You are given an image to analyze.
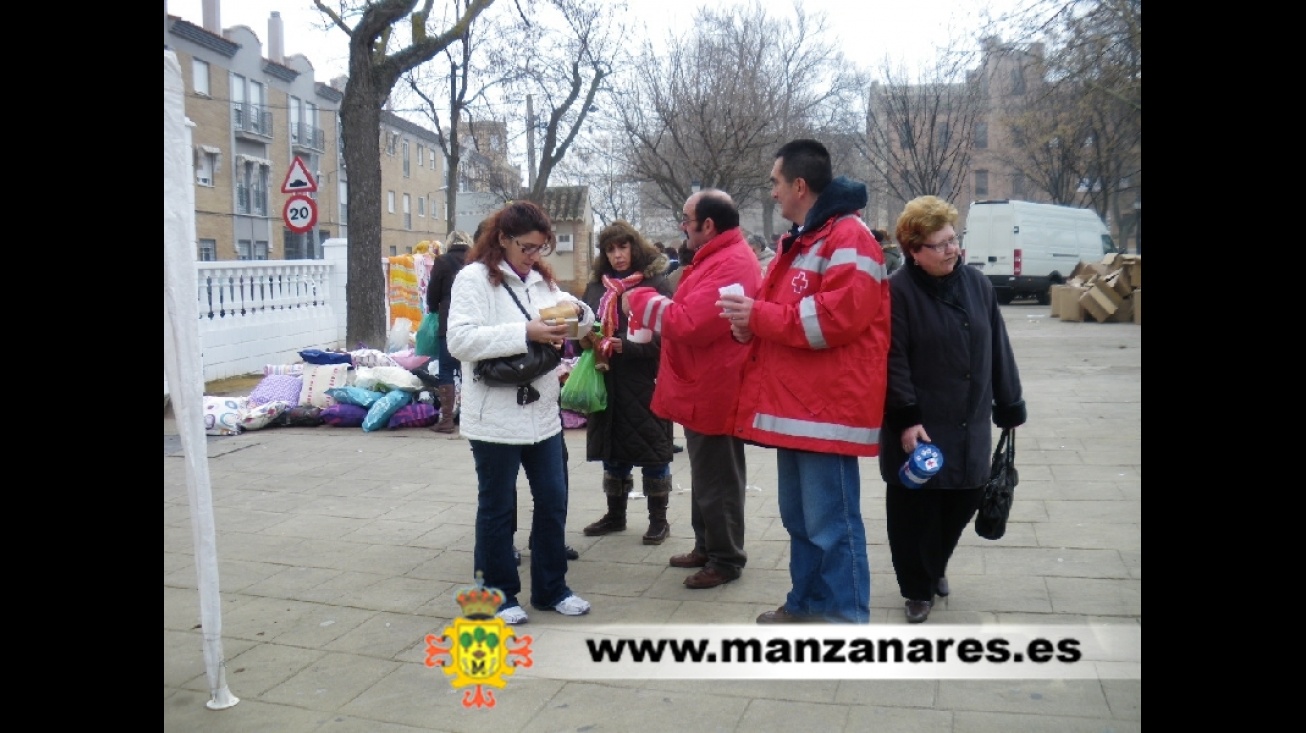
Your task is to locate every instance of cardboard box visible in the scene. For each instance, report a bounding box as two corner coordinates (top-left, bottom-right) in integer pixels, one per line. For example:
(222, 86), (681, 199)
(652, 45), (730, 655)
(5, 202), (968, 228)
(1110, 294), (1134, 323)
(1081, 284), (1121, 323)
(1133, 289), (1141, 325)
(1058, 285), (1090, 321)
(1107, 269), (1133, 298)
(1049, 284), (1065, 318)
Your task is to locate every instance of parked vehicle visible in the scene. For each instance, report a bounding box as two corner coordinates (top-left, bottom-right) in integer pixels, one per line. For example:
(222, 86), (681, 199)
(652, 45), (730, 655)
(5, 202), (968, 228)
(962, 200), (1118, 305)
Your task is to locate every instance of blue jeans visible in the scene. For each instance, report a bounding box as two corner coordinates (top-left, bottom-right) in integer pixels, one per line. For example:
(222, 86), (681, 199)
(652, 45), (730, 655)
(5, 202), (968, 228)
(469, 433), (573, 611)
(602, 461), (670, 480)
(776, 449), (870, 623)
(435, 334), (460, 387)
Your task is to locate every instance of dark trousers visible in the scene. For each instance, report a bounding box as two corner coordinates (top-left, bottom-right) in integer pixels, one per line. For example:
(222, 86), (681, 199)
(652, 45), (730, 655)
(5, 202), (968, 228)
(470, 433), (572, 611)
(684, 428), (748, 578)
(885, 484), (983, 602)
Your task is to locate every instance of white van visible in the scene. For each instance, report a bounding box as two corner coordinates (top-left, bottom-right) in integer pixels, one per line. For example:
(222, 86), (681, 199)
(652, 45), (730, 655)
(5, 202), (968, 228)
(962, 200), (1118, 305)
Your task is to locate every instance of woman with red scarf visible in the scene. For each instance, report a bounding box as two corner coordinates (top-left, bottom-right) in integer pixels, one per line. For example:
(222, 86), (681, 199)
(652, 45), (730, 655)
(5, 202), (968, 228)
(577, 221), (677, 544)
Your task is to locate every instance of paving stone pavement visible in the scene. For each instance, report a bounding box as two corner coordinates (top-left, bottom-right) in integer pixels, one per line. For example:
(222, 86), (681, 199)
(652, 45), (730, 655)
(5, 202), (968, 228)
(164, 304), (1141, 732)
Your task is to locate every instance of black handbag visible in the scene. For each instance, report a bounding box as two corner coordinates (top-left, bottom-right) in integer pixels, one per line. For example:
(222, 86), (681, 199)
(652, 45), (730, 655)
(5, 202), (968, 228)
(975, 428), (1018, 540)
(472, 284), (562, 405)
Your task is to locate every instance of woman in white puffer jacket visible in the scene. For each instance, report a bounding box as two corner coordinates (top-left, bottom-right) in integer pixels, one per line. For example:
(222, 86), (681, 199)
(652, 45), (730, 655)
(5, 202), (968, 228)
(446, 201), (595, 625)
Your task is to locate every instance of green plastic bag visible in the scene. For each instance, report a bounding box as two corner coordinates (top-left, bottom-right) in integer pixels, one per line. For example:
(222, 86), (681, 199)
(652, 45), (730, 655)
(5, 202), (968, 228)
(560, 348), (607, 413)
(415, 312), (440, 357)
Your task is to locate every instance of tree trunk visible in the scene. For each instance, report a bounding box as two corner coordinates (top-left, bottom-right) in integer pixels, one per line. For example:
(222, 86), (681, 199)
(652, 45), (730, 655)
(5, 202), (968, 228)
(342, 66), (387, 351)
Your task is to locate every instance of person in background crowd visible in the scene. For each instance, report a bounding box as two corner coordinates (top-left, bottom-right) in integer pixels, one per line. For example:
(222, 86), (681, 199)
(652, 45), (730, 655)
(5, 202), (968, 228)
(625, 189), (762, 589)
(746, 233), (775, 276)
(880, 194), (1026, 624)
(426, 228), (474, 435)
(578, 221), (677, 545)
(719, 139), (889, 624)
(660, 241), (681, 275)
(446, 201), (595, 625)
(873, 228), (903, 276)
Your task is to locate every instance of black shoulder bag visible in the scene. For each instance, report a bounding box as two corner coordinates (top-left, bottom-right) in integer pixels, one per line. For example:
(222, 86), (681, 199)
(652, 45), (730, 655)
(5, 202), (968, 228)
(975, 428), (1018, 540)
(472, 284), (562, 405)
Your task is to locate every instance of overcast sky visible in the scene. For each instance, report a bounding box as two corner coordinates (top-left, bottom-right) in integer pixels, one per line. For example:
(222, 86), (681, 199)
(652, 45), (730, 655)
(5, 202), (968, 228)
(166, 0), (1023, 82)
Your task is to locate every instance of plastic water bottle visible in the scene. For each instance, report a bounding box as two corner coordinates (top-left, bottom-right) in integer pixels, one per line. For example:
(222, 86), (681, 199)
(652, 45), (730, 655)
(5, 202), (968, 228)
(899, 443), (943, 488)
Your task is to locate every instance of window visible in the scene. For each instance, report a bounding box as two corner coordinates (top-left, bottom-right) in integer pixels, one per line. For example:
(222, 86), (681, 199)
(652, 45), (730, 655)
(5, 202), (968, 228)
(935, 122), (951, 149)
(417, 144), (425, 167)
(555, 233), (574, 252)
(284, 229), (307, 259)
(403, 140), (410, 177)
(237, 239), (252, 260)
(386, 132), (396, 155)
(899, 122), (914, 149)
(418, 196), (425, 217)
(196, 149), (217, 186)
(974, 122), (988, 149)
(192, 58), (210, 96)
(387, 191), (396, 213)
(1011, 173), (1027, 198)
(974, 170), (989, 198)
(1010, 65), (1026, 95)
(339, 181), (348, 224)
(430, 149), (437, 168)
(389, 245), (398, 256)
(254, 240), (269, 260)
(403, 194), (412, 230)
(289, 96), (302, 142)
(198, 239), (216, 261)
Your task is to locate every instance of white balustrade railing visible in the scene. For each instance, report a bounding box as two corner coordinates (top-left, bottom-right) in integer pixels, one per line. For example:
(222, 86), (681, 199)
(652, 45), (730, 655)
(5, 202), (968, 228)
(197, 261), (332, 320)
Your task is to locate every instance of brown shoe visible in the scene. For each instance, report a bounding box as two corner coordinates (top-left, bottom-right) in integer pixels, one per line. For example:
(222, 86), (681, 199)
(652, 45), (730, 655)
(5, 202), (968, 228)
(756, 605), (812, 624)
(683, 566), (736, 589)
(669, 549), (709, 568)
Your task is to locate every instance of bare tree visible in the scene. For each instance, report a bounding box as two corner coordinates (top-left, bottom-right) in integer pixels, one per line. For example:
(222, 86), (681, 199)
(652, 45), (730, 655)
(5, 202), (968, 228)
(399, 0), (523, 231)
(506, 0), (625, 203)
(990, 0), (1141, 248)
(314, 0), (494, 350)
(613, 0), (860, 241)
(860, 48), (986, 214)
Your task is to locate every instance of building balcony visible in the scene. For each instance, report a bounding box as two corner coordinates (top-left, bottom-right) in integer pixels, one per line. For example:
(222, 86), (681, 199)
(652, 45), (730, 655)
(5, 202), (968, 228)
(233, 103), (274, 140)
(292, 123), (325, 153)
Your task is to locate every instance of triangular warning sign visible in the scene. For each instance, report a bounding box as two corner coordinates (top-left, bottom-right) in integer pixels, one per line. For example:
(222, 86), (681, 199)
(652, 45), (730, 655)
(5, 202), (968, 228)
(281, 156), (318, 193)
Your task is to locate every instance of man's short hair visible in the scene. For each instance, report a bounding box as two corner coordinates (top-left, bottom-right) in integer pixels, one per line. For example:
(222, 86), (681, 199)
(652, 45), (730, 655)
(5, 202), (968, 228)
(695, 189), (740, 232)
(775, 139), (833, 195)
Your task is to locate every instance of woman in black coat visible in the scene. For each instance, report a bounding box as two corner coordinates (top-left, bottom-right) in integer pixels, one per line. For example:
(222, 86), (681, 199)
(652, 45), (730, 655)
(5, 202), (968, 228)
(576, 221), (676, 545)
(880, 195), (1027, 624)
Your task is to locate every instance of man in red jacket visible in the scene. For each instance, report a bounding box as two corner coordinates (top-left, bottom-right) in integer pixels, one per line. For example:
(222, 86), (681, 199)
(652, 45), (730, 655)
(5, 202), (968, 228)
(625, 189), (762, 589)
(719, 139), (890, 623)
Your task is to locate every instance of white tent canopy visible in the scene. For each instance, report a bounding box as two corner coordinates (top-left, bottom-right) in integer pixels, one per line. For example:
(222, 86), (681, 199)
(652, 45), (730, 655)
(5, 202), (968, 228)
(163, 48), (238, 711)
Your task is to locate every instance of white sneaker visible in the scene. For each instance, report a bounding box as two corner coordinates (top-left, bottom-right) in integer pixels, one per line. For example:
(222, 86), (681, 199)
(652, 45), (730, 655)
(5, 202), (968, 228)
(496, 605), (529, 625)
(554, 594), (591, 616)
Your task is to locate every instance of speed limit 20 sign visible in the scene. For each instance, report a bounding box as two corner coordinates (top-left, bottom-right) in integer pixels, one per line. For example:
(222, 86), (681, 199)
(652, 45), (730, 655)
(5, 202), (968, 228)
(283, 194), (318, 233)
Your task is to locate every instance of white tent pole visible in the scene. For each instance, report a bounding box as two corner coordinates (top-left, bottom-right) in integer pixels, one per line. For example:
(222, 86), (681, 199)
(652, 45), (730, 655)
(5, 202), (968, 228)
(164, 49), (238, 711)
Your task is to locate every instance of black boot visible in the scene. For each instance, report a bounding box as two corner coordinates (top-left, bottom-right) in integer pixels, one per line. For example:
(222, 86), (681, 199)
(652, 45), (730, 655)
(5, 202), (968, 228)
(642, 477), (672, 545)
(584, 474), (630, 536)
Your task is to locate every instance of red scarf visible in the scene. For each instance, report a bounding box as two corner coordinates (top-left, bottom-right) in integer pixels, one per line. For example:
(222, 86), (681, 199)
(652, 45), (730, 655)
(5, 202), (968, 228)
(597, 272), (644, 360)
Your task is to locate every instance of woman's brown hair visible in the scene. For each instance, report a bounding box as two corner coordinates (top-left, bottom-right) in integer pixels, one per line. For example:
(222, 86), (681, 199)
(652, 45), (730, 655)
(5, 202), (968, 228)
(467, 200), (558, 288)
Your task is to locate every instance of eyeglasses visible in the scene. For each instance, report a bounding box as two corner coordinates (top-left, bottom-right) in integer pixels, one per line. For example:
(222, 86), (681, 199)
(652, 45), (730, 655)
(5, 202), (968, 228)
(680, 214), (700, 226)
(511, 237), (549, 255)
(919, 237), (959, 253)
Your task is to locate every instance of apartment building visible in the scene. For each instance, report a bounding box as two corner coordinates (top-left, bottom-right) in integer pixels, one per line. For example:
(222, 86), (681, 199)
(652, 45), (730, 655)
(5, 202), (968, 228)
(376, 109), (449, 256)
(165, 6), (343, 262)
